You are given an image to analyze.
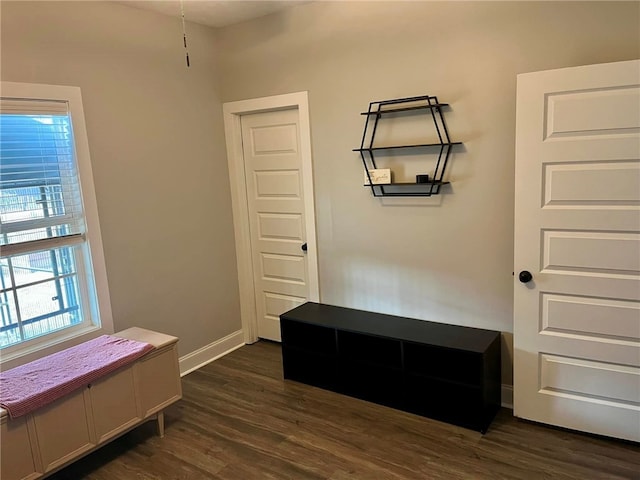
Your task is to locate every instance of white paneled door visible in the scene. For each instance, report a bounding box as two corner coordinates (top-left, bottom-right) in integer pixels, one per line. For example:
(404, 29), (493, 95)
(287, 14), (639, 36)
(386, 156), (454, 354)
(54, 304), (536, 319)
(241, 109), (311, 341)
(514, 60), (640, 442)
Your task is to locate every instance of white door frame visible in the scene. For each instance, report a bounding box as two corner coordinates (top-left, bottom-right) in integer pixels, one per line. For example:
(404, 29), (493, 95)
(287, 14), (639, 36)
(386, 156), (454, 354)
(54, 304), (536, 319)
(223, 92), (320, 344)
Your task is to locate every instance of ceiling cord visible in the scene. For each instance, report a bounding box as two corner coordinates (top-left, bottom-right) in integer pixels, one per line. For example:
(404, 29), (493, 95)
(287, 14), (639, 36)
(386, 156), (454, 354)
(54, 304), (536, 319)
(180, 0), (190, 67)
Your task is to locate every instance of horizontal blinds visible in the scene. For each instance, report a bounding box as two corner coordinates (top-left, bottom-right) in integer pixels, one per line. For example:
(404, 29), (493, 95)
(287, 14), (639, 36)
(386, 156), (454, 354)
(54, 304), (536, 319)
(0, 98), (84, 249)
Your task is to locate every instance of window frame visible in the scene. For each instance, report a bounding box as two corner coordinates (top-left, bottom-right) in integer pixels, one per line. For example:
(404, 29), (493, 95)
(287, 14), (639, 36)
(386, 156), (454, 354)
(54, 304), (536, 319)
(0, 81), (113, 369)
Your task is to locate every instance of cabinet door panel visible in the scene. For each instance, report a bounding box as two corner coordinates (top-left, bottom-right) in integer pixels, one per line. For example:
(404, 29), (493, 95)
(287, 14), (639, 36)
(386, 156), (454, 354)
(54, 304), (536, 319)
(90, 367), (140, 443)
(339, 362), (403, 409)
(137, 346), (182, 417)
(33, 389), (94, 472)
(404, 375), (483, 429)
(1, 416), (39, 480)
(338, 331), (402, 368)
(404, 342), (482, 386)
(282, 347), (337, 389)
(281, 320), (337, 354)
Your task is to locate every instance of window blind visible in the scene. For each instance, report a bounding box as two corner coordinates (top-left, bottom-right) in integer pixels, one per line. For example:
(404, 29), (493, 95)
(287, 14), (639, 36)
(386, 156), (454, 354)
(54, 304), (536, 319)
(0, 98), (85, 251)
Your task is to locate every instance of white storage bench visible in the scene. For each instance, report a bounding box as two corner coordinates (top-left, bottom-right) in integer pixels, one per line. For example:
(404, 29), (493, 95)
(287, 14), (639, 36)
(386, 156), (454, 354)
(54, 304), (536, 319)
(0, 327), (182, 480)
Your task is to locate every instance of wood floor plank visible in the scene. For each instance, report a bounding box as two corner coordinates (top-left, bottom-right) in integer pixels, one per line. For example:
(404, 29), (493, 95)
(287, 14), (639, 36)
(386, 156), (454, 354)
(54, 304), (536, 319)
(48, 341), (640, 480)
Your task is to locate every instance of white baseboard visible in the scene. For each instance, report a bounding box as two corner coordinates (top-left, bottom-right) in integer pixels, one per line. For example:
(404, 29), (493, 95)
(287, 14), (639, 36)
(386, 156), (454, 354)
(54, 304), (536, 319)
(501, 384), (513, 409)
(179, 330), (244, 376)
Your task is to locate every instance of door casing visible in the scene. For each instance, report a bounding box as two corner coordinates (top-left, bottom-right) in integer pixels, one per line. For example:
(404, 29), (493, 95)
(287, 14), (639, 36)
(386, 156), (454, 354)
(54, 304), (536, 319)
(223, 92), (320, 343)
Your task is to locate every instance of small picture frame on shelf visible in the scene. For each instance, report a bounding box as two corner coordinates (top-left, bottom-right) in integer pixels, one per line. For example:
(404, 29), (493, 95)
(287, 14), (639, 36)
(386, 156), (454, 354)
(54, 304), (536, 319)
(364, 168), (392, 185)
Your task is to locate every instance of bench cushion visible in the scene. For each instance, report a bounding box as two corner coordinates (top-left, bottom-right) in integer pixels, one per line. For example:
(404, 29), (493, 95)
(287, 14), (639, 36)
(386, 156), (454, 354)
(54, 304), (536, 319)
(0, 335), (154, 419)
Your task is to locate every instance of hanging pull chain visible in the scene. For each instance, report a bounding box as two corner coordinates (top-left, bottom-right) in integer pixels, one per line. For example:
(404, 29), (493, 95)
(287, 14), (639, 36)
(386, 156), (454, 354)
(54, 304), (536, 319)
(180, 0), (190, 67)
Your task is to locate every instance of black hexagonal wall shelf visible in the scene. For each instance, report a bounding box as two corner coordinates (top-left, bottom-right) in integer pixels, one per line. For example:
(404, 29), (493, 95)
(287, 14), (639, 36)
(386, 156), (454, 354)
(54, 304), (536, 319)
(354, 95), (462, 197)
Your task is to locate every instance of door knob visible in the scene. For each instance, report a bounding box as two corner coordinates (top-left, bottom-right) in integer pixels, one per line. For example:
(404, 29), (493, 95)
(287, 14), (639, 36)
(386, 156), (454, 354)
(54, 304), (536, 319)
(519, 271), (533, 283)
(301, 243), (307, 252)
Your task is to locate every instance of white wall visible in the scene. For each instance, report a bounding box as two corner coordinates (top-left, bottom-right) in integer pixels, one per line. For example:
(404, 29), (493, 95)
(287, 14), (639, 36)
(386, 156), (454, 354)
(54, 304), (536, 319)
(2, 1), (638, 384)
(0, 1), (242, 358)
(216, 1), (640, 384)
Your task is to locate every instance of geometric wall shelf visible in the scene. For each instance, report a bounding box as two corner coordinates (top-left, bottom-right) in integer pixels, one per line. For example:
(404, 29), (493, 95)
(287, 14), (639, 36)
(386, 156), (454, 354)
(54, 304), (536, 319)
(354, 95), (462, 197)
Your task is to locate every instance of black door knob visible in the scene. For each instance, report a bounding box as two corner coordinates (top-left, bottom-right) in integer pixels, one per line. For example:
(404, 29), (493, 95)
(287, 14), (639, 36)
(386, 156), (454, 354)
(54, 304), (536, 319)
(301, 243), (307, 252)
(519, 271), (533, 283)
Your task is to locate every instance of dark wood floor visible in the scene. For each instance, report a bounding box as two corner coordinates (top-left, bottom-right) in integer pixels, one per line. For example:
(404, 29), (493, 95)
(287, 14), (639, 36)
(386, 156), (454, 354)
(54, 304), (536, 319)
(50, 341), (639, 480)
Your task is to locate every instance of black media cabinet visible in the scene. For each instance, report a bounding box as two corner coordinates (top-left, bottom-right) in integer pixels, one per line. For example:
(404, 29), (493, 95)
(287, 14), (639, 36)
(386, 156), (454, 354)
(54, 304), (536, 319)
(280, 302), (501, 433)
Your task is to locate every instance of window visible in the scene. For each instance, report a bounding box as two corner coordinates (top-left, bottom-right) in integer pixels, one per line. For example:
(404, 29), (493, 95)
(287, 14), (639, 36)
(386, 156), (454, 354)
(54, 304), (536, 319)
(0, 82), (112, 364)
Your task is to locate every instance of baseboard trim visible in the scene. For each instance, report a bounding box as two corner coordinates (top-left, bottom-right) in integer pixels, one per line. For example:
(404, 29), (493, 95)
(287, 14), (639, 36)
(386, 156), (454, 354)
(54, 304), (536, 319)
(501, 384), (513, 409)
(179, 330), (244, 376)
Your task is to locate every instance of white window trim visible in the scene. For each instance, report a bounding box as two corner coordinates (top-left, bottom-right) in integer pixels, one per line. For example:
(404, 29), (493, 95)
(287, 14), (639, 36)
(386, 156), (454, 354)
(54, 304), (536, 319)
(0, 81), (113, 370)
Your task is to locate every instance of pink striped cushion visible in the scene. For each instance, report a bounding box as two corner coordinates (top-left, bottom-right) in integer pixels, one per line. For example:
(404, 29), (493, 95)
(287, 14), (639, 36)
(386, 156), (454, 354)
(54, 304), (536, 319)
(0, 335), (154, 419)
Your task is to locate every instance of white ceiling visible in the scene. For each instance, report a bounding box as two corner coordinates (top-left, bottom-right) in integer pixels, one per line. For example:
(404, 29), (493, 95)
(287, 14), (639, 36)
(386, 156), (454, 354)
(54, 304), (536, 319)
(121, 0), (307, 28)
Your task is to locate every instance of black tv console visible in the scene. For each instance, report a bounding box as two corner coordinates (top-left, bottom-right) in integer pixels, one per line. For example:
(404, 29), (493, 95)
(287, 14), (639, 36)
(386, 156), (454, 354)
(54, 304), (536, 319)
(280, 302), (501, 433)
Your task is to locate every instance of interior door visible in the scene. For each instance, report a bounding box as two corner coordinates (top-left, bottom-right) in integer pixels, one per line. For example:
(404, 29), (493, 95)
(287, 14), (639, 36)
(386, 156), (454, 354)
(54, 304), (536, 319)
(241, 108), (310, 341)
(514, 59), (640, 442)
